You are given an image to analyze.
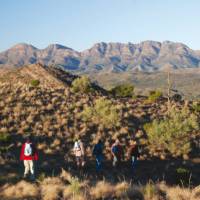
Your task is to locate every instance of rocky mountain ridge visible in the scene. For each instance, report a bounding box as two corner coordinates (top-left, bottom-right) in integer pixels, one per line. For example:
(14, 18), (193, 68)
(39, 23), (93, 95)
(1, 41), (200, 73)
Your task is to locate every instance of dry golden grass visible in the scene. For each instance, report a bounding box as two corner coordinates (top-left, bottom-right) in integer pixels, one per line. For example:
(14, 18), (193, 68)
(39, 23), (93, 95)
(40, 177), (64, 200)
(37, 142), (48, 150)
(0, 170), (200, 200)
(162, 185), (200, 200)
(0, 180), (39, 199)
(114, 181), (129, 197)
(50, 138), (61, 148)
(60, 168), (73, 183)
(166, 186), (191, 200)
(90, 181), (114, 199)
(191, 186), (200, 200)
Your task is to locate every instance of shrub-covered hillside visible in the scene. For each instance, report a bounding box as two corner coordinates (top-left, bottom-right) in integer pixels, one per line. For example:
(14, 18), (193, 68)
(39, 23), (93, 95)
(0, 64), (200, 199)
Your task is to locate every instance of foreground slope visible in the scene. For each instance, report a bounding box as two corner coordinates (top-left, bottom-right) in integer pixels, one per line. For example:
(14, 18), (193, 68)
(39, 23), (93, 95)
(0, 64), (199, 193)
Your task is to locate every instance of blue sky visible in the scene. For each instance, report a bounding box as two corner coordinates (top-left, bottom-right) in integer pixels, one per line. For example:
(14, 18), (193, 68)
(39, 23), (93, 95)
(1, 0), (200, 51)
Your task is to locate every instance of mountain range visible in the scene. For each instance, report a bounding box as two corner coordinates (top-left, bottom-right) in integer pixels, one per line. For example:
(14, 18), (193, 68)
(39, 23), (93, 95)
(1, 41), (200, 73)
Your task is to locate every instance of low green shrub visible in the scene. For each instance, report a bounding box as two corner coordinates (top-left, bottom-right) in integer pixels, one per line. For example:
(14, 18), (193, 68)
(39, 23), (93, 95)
(30, 79), (40, 87)
(0, 146), (10, 153)
(176, 167), (189, 174)
(71, 76), (92, 93)
(37, 172), (46, 182)
(68, 177), (81, 196)
(172, 93), (182, 101)
(175, 167), (191, 186)
(110, 84), (135, 97)
(82, 98), (120, 128)
(192, 101), (200, 112)
(0, 132), (11, 143)
(143, 181), (158, 199)
(146, 90), (162, 103)
(144, 106), (199, 157)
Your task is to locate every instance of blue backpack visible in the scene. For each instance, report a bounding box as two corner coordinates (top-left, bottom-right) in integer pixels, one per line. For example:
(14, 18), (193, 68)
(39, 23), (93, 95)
(112, 145), (119, 154)
(93, 143), (102, 156)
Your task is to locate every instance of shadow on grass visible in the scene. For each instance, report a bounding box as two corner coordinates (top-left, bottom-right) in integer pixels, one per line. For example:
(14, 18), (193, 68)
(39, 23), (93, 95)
(1, 134), (200, 187)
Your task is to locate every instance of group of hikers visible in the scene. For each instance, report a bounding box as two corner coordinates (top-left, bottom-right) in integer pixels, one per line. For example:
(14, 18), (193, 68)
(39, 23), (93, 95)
(20, 136), (140, 180)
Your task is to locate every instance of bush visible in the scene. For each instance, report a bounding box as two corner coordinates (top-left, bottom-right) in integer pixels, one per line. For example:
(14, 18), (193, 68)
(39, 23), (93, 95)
(143, 181), (158, 200)
(192, 101), (200, 112)
(30, 79), (40, 87)
(71, 76), (92, 93)
(172, 93), (182, 102)
(110, 84), (134, 97)
(68, 177), (81, 196)
(37, 172), (46, 182)
(175, 167), (191, 186)
(147, 90), (162, 102)
(144, 106), (199, 157)
(81, 98), (120, 128)
(0, 132), (11, 143)
(176, 167), (189, 174)
(63, 177), (85, 199)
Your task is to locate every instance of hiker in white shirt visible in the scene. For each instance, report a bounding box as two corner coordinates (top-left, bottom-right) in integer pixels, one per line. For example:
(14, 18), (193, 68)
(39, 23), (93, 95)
(73, 138), (85, 168)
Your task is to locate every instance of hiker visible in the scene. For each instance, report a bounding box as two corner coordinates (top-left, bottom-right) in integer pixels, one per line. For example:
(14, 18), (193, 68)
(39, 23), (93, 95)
(93, 139), (103, 172)
(20, 136), (38, 180)
(128, 140), (140, 171)
(111, 139), (123, 167)
(73, 138), (85, 169)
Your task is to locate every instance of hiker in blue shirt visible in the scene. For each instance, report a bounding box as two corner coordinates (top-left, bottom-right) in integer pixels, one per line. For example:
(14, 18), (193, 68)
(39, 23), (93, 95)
(93, 139), (103, 172)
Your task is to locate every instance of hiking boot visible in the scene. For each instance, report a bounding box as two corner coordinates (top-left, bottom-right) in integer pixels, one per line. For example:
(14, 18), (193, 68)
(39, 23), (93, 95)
(30, 174), (35, 181)
(23, 174), (28, 179)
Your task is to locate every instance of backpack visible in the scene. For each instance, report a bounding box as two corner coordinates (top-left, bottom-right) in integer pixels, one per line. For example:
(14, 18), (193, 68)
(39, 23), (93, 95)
(74, 141), (81, 151)
(93, 143), (102, 156)
(112, 145), (119, 155)
(24, 143), (33, 156)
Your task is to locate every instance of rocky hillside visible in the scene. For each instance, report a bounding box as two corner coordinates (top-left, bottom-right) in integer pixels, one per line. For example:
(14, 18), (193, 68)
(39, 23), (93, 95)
(0, 64), (74, 88)
(0, 64), (199, 159)
(1, 41), (200, 72)
(0, 64), (200, 193)
(0, 64), (106, 93)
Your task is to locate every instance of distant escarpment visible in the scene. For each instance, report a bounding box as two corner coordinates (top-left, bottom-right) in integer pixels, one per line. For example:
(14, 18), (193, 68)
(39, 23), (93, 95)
(1, 41), (200, 73)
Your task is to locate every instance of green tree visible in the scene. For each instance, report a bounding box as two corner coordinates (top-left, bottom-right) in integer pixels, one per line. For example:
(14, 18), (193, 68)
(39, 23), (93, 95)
(71, 76), (92, 93)
(82, 98), (120, 128)
(111, 84), (134, 97)
(144, 106), (199, 157)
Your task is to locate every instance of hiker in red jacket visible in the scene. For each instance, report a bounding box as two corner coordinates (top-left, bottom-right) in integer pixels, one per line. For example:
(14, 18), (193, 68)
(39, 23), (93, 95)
(20, 136), (38, 180)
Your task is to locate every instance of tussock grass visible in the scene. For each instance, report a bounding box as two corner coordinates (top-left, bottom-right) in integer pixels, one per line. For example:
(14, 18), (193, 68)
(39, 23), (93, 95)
(40, 177), (64, 200)
(0, 180), (39, 199)
(0, 171), (200, 200)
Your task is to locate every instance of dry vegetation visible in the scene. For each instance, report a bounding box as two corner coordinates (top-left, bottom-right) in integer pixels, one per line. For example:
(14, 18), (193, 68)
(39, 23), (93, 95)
(0, 64), (200, 199)
(89, 71), (200, 99)
(1, 169), (200, 200)
(1, 78), (198, 161)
